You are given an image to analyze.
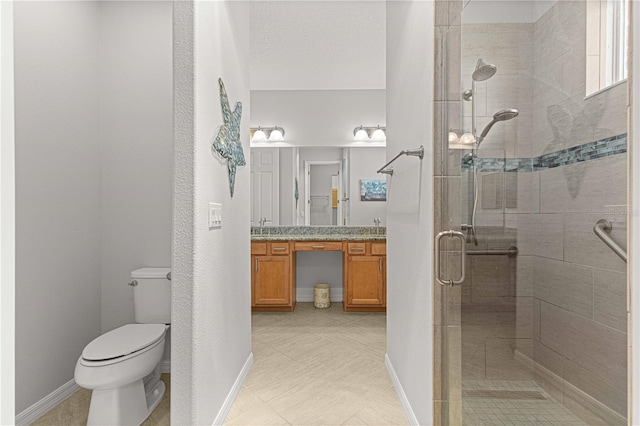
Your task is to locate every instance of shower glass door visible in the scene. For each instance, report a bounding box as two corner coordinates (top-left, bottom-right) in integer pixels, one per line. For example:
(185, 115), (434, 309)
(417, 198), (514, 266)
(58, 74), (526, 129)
(435, 1), (629, 425)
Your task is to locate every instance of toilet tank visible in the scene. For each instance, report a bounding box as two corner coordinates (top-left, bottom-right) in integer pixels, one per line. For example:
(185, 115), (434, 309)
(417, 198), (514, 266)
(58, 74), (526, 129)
(131, 267), (171, 324)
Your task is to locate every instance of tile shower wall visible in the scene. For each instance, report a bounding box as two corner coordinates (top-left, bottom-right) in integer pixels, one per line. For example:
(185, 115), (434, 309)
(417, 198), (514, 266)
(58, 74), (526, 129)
(530, 1), (627, 421)
(459, 22), (534, 392)
(459, 2), (627, 422)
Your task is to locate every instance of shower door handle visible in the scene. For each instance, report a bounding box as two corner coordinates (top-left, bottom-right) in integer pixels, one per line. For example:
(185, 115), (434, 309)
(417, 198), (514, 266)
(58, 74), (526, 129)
(434, 230), (467, 287)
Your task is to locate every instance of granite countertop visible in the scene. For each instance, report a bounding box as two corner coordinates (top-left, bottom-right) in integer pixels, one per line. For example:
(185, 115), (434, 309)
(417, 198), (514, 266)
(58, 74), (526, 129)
(251, 226), (386, 241)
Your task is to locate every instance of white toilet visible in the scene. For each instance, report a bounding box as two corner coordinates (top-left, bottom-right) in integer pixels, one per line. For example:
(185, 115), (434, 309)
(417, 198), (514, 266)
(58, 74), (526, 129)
(75, 267), (171, 426)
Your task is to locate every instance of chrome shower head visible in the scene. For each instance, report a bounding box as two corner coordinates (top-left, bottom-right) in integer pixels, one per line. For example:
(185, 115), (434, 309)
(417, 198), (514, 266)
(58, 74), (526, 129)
(477, 108), (519, 143)
(472, 59), (497, 82)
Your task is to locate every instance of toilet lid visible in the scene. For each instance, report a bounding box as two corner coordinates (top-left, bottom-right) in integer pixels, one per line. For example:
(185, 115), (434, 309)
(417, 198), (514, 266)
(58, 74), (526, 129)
(82, 324), (167, 362)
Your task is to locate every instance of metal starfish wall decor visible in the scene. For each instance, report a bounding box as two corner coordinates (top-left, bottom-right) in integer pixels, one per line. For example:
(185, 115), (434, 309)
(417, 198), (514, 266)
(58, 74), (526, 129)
(211, 78), (245, 197)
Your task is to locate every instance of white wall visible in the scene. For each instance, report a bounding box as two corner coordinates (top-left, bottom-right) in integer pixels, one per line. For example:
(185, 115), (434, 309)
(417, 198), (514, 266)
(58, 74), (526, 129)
(250, 1), (386, 91)
(348, 147), (387, 226)
(386, 1), (434, 424)
(250, 90), (386, 147)
(173, 1), (252, 424)
(13, 1), (102, 414)
(0, 1), (15, 422)
(98, 1), (173, 340)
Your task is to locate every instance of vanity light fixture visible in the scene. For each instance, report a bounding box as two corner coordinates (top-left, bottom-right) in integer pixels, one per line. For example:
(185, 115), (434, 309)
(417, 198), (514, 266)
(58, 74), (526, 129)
(353, 125), (386, 141)
(250, 126), (285, 142)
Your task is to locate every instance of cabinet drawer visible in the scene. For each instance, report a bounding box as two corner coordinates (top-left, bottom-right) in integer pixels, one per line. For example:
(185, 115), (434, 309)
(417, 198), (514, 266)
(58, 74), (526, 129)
(270, 242), (290, 255)
(251, 242), (267, 255)
(294, 241), (343, 251)
(347, 242), (367, 255)
(371, 242), (386, 255)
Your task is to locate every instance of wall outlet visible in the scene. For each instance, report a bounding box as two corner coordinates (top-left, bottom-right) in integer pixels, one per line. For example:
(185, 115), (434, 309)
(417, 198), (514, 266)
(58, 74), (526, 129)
(209, 203), (222, 229)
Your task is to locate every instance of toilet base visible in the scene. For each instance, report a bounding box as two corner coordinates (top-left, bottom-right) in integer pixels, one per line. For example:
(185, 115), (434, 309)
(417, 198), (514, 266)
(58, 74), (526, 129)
(87, 376), (166, 426)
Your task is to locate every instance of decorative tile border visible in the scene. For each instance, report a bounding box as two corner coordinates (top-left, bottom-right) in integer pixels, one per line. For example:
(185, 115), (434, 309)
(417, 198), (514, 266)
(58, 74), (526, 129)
(462, 134), (627, 172)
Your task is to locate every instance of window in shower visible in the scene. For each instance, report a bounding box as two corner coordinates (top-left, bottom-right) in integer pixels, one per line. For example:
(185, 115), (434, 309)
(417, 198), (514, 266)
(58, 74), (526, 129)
(586, 0), (629, 96)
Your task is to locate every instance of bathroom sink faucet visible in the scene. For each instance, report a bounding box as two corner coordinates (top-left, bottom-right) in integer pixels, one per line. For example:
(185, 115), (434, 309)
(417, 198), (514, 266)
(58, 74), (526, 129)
(258, 217), (267, 234)
(374, 217), (381, 235)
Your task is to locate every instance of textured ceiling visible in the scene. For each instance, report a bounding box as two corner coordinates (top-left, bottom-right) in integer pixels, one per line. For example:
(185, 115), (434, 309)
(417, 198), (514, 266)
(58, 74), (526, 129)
(250, 1), (386, 90)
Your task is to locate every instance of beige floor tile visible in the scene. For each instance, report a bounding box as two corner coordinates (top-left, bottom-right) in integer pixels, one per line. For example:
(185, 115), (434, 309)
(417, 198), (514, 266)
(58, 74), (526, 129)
(30, 374), (170, 426)
(29, 304), (402, 426)
(227, 303), (406, 426)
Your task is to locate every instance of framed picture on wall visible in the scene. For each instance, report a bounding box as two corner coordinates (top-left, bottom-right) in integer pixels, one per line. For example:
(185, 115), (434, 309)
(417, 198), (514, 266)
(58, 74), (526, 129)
(360, 179), (387, 201)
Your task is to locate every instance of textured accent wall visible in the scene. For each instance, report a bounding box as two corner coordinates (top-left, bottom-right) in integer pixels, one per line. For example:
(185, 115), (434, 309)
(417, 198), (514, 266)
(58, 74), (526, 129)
(172, 1), (252, 424)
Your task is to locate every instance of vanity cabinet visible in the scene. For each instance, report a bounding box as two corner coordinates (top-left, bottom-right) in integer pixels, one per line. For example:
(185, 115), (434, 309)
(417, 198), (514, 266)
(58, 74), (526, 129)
(251, 242), (296, 312)
(343, 242), (386, 312)
(250, 239), (386, 313)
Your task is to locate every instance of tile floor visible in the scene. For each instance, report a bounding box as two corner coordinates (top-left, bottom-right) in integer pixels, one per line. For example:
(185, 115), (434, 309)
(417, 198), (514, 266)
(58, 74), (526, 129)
(30, 373), (170, 426)
(460, 304), (589, 426)
(225, 302), (407, 425)
(462, 380), (586, 426)
(30, 303), (405, 426)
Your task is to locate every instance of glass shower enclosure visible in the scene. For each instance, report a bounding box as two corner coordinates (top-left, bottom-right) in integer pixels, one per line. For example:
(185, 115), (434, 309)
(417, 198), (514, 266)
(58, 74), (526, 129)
(434, 1), (629, 424)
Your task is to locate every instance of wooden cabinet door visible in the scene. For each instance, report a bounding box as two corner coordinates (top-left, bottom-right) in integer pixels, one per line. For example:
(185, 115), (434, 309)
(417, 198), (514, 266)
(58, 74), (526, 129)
(346, 255), (385, 306)
(253, 255), (290, 306)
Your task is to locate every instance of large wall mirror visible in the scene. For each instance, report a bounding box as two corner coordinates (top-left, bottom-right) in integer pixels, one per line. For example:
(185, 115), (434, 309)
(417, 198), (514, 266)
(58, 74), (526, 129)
(250, 146), (387, 227)
(249, 89), (386, 227)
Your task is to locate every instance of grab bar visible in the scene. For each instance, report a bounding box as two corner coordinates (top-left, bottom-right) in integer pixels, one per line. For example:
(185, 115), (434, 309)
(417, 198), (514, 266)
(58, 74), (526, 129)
(467, 246), (518, 257)
(377, 146), (424, 176)
(593, 219), (627, 263)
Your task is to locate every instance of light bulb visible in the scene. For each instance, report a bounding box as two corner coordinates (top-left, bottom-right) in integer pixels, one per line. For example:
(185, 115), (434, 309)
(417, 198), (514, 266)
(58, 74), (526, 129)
(448, 131), (460, 144)
(459, 132), (476, 145)
(269, 129), (284, 141)
(371, 128), (386, 141)
(252, 129), (267, 141)
(354, 128), (369, 141)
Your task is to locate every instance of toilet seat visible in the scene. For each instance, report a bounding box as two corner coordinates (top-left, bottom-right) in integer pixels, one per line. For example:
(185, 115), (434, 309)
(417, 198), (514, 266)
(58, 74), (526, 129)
(81, 324), (167, 366)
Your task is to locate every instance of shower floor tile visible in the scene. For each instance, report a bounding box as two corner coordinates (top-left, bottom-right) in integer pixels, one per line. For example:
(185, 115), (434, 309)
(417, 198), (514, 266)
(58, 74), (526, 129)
(462, 380), (586, 426)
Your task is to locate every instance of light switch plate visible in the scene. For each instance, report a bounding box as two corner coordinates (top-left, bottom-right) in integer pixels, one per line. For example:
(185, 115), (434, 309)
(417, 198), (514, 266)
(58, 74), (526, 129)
(209, 202), (222, 229)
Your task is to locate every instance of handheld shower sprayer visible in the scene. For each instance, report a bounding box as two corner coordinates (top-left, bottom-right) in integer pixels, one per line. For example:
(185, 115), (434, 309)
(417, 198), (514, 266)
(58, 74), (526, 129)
(475, 109), (519, 146)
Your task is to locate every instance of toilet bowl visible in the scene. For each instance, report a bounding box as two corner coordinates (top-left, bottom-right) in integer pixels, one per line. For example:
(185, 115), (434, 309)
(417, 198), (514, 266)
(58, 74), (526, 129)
(74, 267), (171, 426)
(75, 324), (169, 426)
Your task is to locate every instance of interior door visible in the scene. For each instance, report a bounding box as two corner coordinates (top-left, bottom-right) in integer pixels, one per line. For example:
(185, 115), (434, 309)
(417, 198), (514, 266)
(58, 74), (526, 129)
(250, 148), (279, 226)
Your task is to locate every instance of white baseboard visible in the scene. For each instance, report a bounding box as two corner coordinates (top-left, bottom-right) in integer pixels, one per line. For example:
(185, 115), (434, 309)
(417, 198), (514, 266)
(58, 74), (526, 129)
(296, 287), (343, 303)
(15, 378), (79, 426)
(213, 352), (254, 426)
(385, 353), (418, 426)
(160, 359), (171, 374)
